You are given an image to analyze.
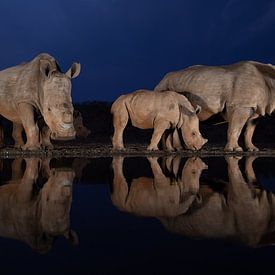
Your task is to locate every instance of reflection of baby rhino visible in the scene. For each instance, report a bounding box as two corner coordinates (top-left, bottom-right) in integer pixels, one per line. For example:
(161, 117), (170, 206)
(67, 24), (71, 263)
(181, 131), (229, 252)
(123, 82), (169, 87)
(0, 158), (77, 252)
(111, 90), (207, 150)
(111, 156), (207, 217)
(160, 157), (275, 247)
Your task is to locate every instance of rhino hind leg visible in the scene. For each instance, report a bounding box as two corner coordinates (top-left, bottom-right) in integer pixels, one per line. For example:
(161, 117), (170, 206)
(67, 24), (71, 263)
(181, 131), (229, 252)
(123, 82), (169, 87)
(112, 104), (129, 150)
(225, 107), (254, 152)
(244, 119), (259, 151)
(147, 120), (170, 151)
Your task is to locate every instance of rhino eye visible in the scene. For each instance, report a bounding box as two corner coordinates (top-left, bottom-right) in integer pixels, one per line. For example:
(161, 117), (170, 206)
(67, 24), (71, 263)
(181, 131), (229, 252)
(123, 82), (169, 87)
(192, 132), (196, 136)
(48, 107), (51, 111)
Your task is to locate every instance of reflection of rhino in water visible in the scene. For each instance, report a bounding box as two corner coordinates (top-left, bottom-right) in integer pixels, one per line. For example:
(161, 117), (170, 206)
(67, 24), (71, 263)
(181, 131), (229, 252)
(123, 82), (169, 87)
(111, 156), (207, 217)
(155, 61), (275, 151)
(0, 158), (77, 252)
(0, 53), (80, 150)
(160, 157), (275, 247)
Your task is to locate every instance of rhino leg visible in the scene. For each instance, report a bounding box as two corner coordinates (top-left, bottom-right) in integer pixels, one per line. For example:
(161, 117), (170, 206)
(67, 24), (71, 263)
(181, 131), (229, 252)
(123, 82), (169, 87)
(172, 129), (183, 150)
(148, 157), (168, 183)
(165, 133), (174, 151)
(112, 107), (128, 150)
(225, 107), (253, 152)
(18, 103), (41, 150)
(245, 156), (257, 184)
(12, 123), (25, 148)
(147, 120), (170, 150)
(111, 157), (129, 208)
(11, 158), (24, 180)
(244, 119), (259, 151)
(40, 125), (54, 149)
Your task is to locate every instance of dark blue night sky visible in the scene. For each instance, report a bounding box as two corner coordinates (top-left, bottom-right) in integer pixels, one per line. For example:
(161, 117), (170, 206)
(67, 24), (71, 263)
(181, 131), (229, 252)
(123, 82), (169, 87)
(0, 0), (275, 102)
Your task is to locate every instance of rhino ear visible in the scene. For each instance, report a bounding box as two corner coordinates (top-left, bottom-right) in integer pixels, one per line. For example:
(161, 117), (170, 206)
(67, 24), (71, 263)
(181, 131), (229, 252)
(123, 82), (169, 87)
(40, 60), (55, 78)
(66, 63), (81, 79)
(195, 105), (201, 115)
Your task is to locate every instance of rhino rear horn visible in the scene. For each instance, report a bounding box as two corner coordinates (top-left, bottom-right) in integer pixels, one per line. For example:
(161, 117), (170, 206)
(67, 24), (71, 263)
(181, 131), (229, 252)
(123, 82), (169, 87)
(66, 63), (81, 79)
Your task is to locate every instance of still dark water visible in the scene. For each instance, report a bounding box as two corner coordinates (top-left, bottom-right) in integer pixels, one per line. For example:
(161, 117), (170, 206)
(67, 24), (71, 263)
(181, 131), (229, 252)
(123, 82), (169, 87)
(1, 156), (275, 274)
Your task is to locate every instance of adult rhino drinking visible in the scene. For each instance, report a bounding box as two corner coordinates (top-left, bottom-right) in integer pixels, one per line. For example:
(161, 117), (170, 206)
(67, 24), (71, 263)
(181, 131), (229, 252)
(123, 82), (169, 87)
(0, 53), (81, 150)
(155, 61), (275, 151)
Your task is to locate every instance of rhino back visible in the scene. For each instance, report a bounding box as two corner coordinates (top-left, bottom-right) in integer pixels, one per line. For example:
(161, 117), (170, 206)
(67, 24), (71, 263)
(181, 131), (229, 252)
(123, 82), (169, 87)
(156, 61), (275, 116)
(125, 90), (180, 129)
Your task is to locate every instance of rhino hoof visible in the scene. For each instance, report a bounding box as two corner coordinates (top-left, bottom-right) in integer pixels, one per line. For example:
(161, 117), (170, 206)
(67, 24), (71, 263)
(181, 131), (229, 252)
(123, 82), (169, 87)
(147, 146), (159, 151)
(21, 144), (41, 151)
(42, 144), (54, 150)
(224, 146), (243, 152)
(247, 147), (259, 152)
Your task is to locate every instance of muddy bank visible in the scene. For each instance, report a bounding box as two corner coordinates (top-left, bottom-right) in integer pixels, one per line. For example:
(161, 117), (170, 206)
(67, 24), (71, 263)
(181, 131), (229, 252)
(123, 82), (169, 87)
(2, 143), (275, 158)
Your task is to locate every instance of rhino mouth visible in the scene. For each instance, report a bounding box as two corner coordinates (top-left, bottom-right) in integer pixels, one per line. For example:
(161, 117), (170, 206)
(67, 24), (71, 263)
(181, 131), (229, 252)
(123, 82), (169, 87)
(51, 131), (76, 141)
(51, 135), (76, 141)
(50, 124), (76, 140)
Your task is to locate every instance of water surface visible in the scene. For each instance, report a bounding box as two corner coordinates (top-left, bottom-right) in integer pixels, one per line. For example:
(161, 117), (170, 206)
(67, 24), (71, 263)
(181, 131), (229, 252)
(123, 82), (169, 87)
(0, 156), (275, 274)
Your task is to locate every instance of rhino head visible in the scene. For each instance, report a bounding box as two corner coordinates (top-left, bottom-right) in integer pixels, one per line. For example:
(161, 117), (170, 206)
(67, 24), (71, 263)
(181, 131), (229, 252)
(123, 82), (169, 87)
(39, 59), (81, 140)
(179, 106), (208, 150)
(40, 168), (75, 235)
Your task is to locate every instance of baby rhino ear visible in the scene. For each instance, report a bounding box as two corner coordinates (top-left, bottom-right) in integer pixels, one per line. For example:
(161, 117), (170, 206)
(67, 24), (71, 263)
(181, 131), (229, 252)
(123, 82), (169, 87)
(66, 63), (81, 79)
(195, 105), (201, 114)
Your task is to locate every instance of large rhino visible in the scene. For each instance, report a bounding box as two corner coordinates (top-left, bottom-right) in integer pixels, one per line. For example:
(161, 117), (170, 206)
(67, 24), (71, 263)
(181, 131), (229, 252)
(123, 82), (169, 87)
(155, 61), (275, 151)
(160, 156), (275, 247)
(0, 53), (81, 150)
(111, 156), (207, 217)
(0, 158), (77, 252)
(111, 89), (207, 151)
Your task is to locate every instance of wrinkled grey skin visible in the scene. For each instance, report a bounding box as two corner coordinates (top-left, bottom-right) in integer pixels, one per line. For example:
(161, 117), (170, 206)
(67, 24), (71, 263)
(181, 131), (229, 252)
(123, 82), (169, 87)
(0, 158), (77, 252)
(155, 61), (275, 151)
(160, 157), (275, 247)
(111, 89), (207, 151)
(0, 53), (81, 150)
(111, 156), (207, 217)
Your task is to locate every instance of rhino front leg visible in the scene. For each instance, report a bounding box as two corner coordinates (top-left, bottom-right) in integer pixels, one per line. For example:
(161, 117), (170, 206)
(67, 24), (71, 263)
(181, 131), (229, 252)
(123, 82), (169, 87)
(40, 125), (54, 149)
(147, 120), (170, 151)
(244, 119), (259, 151)
(225, 107), (253, 152)
(12, 123), (25, 148)
(18, 103), (41, 150)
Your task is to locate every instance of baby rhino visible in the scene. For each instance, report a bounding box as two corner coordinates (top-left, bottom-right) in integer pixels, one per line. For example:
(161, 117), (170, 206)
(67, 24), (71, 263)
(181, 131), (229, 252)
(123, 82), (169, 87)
(111, 90), (207, 151)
